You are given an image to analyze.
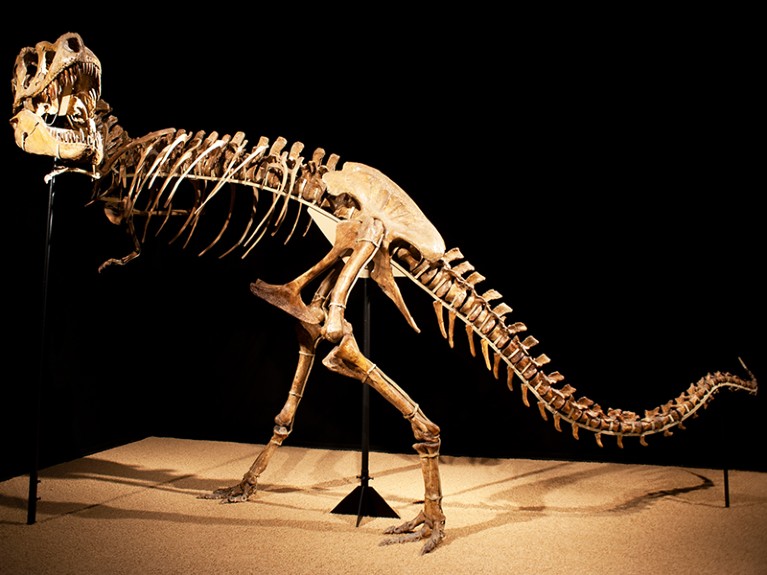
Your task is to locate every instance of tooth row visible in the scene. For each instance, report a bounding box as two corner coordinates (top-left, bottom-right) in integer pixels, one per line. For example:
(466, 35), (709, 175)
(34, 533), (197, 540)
(394, 247), (758, 448)
(49, 120), (102, 151)
(44, 64), (100, 113)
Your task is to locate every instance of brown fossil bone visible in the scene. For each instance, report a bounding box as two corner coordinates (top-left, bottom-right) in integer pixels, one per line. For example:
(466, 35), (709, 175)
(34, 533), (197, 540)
(9, 32), (758, 556)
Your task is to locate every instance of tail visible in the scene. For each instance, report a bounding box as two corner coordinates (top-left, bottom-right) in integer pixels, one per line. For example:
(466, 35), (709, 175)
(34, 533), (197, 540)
(393, 246), (758, 448)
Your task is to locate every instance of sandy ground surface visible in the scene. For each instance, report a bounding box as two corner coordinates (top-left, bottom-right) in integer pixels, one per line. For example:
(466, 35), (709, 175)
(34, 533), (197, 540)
(1, 437), (765, 575)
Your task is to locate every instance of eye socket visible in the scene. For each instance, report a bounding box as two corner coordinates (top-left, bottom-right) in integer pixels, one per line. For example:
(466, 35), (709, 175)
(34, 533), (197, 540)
(17, 50), (38, 90)
(65, 36), (82, 53)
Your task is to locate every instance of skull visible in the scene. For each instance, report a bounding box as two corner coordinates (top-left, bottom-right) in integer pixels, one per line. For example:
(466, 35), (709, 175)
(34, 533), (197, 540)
(10, 32), (104, 164)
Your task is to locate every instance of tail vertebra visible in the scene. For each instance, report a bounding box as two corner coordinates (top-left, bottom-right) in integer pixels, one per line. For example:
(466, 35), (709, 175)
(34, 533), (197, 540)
(393, 246), (758, 448)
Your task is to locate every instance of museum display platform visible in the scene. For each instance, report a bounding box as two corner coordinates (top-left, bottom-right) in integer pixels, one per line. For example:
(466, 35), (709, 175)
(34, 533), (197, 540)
(1, 437), (765, 574)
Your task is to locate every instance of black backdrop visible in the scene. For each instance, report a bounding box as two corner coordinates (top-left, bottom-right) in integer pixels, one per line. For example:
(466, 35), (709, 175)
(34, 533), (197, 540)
(2, 15), (763, 483)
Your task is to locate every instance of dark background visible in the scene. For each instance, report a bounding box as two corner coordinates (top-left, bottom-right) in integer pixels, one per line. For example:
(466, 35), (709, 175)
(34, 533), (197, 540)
(2, 12), (763, 485)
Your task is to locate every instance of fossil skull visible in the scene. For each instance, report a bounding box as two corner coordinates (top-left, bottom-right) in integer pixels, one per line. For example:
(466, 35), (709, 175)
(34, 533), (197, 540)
(10, 32), (104, 164)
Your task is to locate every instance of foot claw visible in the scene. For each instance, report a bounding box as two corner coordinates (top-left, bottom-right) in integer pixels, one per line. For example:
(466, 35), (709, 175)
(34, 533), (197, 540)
(381, 513), (445, 554)
(197, 482), (255, 503)
(380, 531), (422, 546)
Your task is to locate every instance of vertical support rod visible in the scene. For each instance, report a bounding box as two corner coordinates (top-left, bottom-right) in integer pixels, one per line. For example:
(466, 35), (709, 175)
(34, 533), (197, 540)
(720, 396), (731, 508)
(355, 278), (372, 525)
(360, 278), (371, 480)
(28, 173), (56, 524)
(331, 275), (397, 522)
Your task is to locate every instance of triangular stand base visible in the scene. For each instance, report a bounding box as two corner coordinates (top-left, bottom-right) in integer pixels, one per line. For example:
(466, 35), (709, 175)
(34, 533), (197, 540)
(331, 483), (399, 527)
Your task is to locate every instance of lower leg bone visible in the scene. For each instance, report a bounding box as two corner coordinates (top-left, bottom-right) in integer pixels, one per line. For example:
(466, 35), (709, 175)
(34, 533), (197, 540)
(322, 333), (446, 553)
(201, 313), (322, 502)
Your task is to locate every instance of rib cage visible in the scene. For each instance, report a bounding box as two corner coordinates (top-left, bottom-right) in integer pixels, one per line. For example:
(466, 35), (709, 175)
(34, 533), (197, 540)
(93, 127), (343, 259)
(390, 246), (758, 448)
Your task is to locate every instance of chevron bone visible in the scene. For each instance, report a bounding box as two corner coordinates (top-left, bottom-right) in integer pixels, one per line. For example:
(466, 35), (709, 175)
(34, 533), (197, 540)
(392, 246), (758, 448)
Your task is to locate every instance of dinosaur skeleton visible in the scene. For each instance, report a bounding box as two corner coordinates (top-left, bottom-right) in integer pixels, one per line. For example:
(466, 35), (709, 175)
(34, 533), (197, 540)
(10, 32), (758, 555)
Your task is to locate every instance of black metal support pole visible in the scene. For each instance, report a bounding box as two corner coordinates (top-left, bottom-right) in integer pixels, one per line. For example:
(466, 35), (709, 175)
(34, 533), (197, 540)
(359, 276), (372, 487)
(331, 277), (398, 523)
(721, 397), (731, 508)
(28, 172), (56, 524)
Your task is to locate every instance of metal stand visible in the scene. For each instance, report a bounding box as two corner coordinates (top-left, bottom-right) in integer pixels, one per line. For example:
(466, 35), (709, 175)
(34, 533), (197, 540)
(28, 170), (56, 524)
(720, 396), (731, 508)
(331, 278), (398, 525)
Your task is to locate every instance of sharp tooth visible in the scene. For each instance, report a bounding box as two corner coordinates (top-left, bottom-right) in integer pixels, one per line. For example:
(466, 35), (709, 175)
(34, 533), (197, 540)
(71, 97), (84, 117)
